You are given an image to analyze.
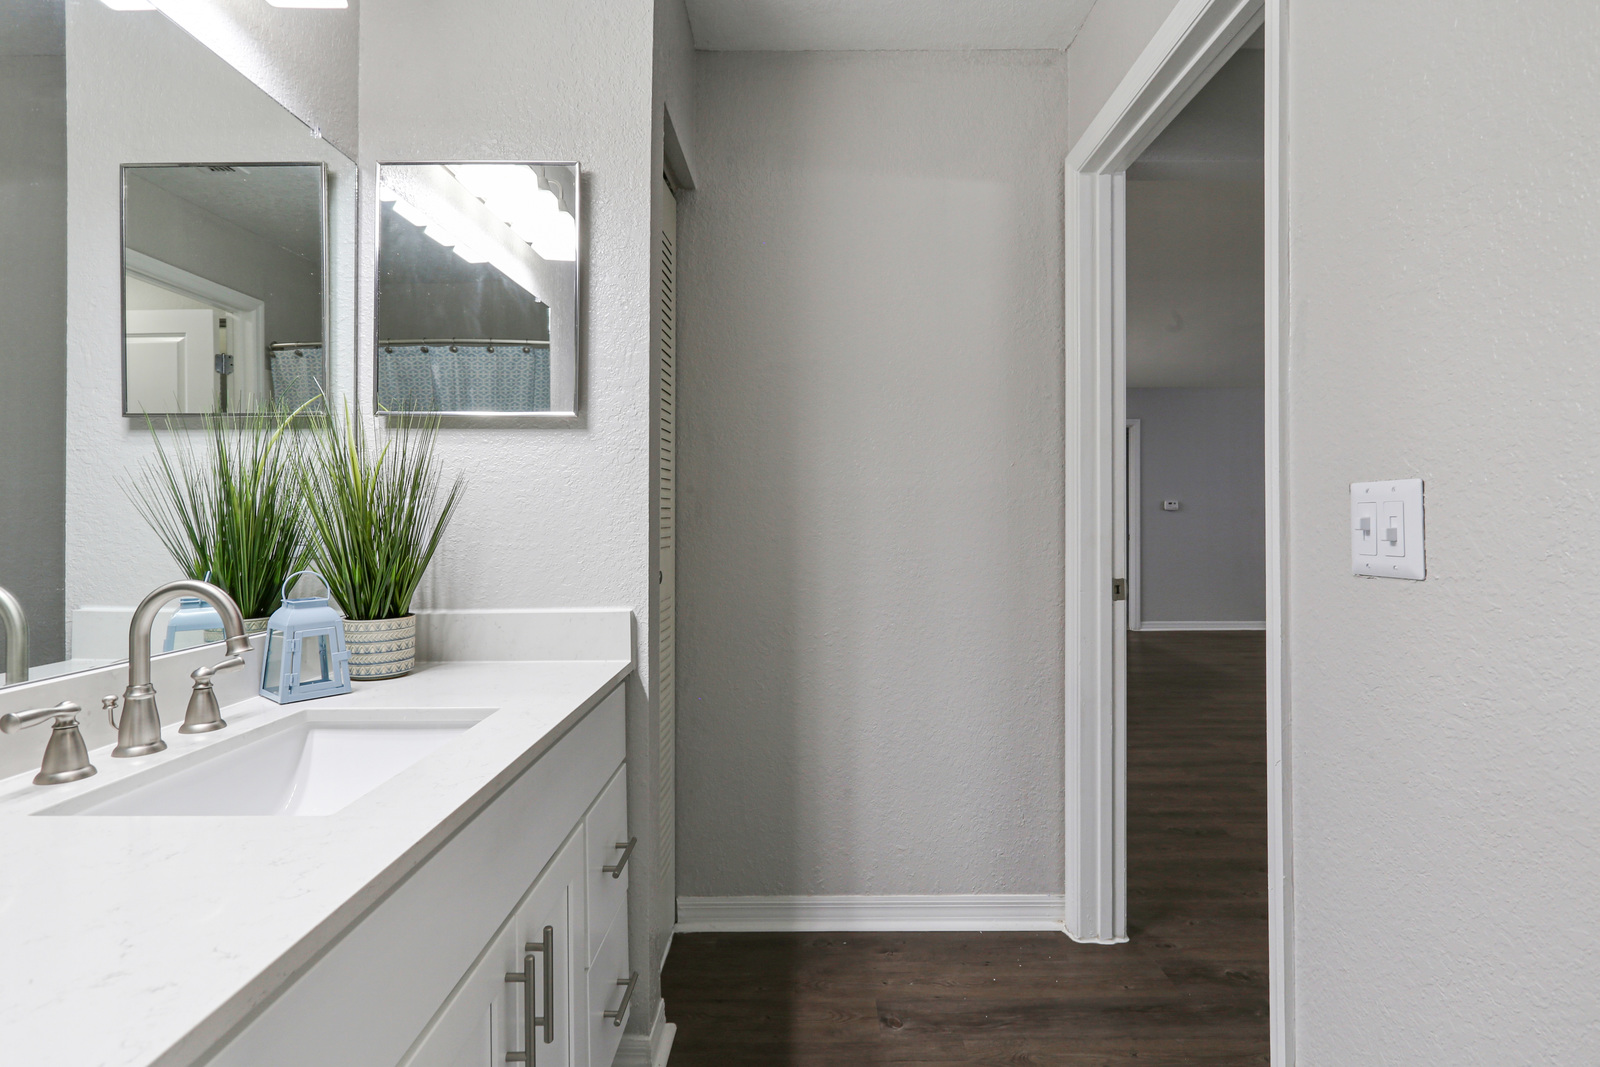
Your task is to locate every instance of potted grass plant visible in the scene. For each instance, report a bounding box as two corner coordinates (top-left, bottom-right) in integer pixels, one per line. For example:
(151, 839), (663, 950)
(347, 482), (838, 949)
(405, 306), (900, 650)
(125, 410), (308, 631)
(298, 404), (463, 679)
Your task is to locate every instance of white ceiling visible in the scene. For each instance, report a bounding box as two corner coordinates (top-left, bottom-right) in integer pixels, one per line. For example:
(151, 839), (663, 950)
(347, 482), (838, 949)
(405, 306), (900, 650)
(684, 0), (1097, 51)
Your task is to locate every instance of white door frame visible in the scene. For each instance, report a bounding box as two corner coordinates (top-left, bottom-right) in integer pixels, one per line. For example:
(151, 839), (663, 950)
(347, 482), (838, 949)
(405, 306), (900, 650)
(1063, 0), (1292, 1062)
(1126, 419), (1142, 631)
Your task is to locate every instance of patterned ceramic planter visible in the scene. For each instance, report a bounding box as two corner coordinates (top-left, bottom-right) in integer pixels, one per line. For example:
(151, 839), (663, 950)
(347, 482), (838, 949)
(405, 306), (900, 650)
(344, 615), (417, 679)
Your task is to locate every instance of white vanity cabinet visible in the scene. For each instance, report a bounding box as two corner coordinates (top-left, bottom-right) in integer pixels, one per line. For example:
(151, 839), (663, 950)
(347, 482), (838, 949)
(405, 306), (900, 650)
(201, 685), (633, 1067)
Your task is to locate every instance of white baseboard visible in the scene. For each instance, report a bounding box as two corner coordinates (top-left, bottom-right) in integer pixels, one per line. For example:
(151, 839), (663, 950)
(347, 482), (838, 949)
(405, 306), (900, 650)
(675, 894), (1067, 933)
(1137, 620), (1266, 631)
(614, 998), (676, 1067)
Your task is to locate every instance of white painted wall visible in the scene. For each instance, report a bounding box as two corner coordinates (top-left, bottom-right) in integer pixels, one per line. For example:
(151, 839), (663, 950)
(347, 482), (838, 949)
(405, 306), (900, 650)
(1065, 0), (1184, 149)
(1074, 0), (1600, 1059)
(678, 50), (1070, 898)
(1126, 178), (1263, 388)
(0, 37), (67, 668)
(63, 3), (356, 642)
(1126, 388), (1263, 624)
(358, 0), (670, 1034)
(151, 0), (359, 156)
(1288, 1), (1600, 1060)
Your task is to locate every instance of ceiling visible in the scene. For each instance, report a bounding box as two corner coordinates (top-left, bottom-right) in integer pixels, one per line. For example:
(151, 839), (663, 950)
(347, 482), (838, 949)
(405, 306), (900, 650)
(684, 0), (1097, 51)
(128, 165), (323, 262)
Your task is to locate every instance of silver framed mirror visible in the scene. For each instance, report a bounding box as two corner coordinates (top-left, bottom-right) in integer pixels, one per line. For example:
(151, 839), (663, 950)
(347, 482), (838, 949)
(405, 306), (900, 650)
(374, 162), (581, 418)
(120, 162), (330, 416)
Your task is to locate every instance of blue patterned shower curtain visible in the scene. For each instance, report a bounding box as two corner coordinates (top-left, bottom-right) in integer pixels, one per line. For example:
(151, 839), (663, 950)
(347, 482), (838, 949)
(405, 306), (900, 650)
(376, 342), (551, 413)
(268, 345), (326, 410)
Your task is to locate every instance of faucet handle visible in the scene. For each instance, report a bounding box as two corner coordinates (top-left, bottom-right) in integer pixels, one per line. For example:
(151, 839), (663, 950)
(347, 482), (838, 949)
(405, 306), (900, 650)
(180, 653), (244, 735)
(0, 700), (82, 734)
(0, 702), (96, 786)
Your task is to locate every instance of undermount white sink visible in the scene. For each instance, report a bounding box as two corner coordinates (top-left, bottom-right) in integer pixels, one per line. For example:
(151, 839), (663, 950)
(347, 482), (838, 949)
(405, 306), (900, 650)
(38, 709), (489, 817)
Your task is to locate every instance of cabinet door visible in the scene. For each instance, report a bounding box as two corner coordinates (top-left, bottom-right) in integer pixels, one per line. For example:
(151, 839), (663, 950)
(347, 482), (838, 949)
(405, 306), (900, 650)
(401, 830), (586, 1067)
(584, 765), (630, 965)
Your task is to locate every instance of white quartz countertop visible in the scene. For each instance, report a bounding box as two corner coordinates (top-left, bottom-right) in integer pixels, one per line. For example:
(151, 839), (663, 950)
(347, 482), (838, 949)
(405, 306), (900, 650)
(0, 657), (632, 1067)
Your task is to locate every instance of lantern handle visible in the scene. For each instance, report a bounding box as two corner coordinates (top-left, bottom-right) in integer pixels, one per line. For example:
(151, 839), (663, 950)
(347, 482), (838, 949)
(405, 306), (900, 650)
(281, 569), (331, 602)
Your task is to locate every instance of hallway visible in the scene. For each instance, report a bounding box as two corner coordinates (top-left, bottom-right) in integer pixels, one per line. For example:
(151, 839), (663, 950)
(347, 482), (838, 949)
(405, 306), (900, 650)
(662, 631), (1268, 1064)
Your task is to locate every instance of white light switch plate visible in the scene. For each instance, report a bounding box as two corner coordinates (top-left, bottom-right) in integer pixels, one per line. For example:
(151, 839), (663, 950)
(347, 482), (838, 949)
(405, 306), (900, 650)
(1351, 479), (1425, 580)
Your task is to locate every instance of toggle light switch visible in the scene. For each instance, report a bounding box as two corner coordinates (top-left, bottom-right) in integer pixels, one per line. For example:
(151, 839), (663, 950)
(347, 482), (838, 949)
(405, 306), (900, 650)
(1355, 502), (1378, 556)
(1350, 479), (1425, 580)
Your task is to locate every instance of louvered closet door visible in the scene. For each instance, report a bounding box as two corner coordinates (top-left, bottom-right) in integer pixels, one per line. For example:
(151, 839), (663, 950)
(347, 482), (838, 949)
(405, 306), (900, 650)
(655, 172), (677, 904)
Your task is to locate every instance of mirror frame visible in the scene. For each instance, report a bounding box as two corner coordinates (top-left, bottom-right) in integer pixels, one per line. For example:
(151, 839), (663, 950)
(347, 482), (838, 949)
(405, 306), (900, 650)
(372, 160), (583, 420)
(119, 161), (331, 418)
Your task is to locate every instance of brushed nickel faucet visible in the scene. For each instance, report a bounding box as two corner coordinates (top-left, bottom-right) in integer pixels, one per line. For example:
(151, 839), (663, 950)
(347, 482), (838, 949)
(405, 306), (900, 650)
(112, 579), (252, 758)
(0, 583), (27, 685)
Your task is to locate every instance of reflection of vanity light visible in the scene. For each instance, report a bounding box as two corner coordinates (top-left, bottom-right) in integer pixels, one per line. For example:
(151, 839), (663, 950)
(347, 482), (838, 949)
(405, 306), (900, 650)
(447, 164), (577, 262)
(98, 0), (156, 10)
(388, 195), (489, 264)
(391, 198), (429, 226)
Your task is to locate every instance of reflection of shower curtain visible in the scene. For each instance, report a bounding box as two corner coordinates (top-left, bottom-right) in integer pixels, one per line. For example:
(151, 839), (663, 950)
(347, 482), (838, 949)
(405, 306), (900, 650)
(268, 345), (326, 410)
(376, 343), (551, 412)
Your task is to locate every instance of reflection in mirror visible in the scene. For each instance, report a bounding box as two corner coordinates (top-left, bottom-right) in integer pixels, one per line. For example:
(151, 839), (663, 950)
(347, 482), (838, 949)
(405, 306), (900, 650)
(0, 0), (355, 688)
(375, 163), (580, 416)
(122, 163), (327, 415)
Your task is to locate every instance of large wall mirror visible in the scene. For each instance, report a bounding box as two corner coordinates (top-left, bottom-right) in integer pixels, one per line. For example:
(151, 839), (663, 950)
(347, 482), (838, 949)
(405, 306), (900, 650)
(122, 162), (328, 415)
(375, 162), (580, 416)
(0, 0), (355, 687)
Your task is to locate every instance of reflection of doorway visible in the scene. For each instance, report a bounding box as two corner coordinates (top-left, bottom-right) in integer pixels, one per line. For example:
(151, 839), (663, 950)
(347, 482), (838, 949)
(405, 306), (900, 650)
(125, 307), (216, 413)
(124, 250), (264, 413)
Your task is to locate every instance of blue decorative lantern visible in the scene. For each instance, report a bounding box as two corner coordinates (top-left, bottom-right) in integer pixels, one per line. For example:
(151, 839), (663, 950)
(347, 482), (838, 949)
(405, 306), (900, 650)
(163, 595), (224, 652)
(260, 570), (351, 704)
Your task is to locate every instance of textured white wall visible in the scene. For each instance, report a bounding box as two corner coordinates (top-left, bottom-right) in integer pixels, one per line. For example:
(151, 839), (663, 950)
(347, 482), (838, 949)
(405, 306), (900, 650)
(1288, 1), (1600, 1060)
(678, 50), (1070, 897)
(152, 0), (359, 156)
(1065, 0), (1183, 150)
(359, 0), (666, 1032)
(63, 3), (356, 642)
(1126, 388), (1263, 624)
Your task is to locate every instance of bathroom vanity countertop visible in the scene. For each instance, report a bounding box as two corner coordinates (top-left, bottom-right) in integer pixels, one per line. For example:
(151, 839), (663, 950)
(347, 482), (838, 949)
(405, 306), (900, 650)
(0, 657), (632, 1067)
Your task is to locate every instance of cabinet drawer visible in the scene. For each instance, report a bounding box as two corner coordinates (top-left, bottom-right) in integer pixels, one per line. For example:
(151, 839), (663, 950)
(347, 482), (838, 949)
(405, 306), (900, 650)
(586, 917), (633, 1067)
(584, 764), (629, 964)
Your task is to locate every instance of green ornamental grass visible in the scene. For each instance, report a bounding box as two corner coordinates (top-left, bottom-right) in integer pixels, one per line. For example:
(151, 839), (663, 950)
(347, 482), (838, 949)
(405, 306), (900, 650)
(124, 409), (308, 620)
(298, 405), (464, 621)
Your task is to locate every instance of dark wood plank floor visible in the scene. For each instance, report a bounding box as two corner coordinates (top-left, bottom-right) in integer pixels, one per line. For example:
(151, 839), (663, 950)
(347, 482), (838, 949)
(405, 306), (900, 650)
(662, 631), (1268, 1065)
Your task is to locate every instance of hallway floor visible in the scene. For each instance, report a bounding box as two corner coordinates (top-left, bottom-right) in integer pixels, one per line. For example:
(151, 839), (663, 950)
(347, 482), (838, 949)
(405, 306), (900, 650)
(661, 631), (1268, 1065)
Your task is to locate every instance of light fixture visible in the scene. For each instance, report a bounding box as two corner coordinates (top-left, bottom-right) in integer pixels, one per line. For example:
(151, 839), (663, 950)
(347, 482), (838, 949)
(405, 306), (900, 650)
(265, 0), (349, 8)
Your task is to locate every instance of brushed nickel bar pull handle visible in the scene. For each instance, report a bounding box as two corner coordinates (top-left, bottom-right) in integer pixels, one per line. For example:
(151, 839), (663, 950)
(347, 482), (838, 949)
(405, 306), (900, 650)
(605, 971), (639, 1027)
(504, 949), (536, 1065)
(536, 926), (554, 1044)
(603, 837), (637, 879)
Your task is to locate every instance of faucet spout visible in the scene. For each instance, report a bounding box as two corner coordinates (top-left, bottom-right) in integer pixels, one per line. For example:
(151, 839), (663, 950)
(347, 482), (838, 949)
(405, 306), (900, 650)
(115, 580), (251, 757)
(0, 584), (28, 686)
